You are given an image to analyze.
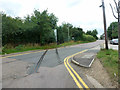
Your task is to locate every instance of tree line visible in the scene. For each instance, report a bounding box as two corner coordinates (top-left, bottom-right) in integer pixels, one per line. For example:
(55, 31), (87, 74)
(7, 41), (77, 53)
(107, 22), (118, 40)
(1, 9), (98, 46)
(100, 22), (118, 40)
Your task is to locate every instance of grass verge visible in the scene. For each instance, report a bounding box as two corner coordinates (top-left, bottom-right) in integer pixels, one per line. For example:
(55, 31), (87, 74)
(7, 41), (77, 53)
(2, 40), (92, 54)
(97, 49), (118, 83)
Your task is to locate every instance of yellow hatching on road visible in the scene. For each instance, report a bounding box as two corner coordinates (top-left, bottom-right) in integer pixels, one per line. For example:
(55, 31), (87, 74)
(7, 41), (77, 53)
(64, 49), (90, 90)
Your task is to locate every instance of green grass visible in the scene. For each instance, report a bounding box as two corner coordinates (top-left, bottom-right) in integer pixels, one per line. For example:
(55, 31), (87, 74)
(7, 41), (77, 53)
(2, 40), (92, 54)
(97, 49), (118, 82)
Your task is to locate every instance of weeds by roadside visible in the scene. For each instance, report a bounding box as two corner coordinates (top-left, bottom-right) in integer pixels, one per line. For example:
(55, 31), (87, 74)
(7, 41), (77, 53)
(97, 49), (118, 84)
(2, 40), (92, 54)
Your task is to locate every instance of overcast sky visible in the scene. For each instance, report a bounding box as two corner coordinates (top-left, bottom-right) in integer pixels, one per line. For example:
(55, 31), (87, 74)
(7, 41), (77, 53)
(0, 0), (118, 37)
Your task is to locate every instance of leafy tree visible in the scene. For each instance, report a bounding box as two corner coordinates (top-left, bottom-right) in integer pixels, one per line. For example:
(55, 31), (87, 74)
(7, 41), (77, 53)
(71, 27), (84, 41)
(107, 22), (118, 39)
(86, 29), (98, 40)
(57, 22), (84, 43)
(2, 13), (24, 45)
(0, 13), (2, 47)
(31, 9), (58, 45)
(92, 29), (98, 40)
(2, 9), (95, 47)
(2, 9), (58, 45)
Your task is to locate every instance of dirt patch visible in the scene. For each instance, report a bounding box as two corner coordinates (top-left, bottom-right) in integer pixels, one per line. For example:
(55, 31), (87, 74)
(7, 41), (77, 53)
(82, 57), (118, 88)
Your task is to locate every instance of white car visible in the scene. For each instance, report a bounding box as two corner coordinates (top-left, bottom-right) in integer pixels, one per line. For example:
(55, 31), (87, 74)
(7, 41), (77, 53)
(110, 39), (118, 45)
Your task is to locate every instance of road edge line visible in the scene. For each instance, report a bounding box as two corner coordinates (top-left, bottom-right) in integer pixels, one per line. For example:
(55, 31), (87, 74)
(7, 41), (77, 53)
(1, 50), (46, 59)
(64, 49), (90, 89)
(64, 58), (83, 89)
(66, 57), (89, 89)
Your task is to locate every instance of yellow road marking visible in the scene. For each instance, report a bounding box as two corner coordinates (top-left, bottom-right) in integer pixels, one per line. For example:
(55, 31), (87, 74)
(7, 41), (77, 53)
(1, 50), (45, 59)
(64, 49), (90, 90)
(64, 58), (83, 89)
(66, 57), (89, 89)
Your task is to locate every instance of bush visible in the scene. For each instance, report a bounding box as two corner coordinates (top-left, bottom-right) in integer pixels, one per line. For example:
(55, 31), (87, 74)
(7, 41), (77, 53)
(15, 45), (24, 50)
(83, 34), (96, 42)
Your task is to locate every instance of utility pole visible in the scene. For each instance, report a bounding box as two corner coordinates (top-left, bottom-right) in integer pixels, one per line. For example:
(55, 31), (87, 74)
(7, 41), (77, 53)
(68, 27), (70, 41)
(100, 0), (109, 49)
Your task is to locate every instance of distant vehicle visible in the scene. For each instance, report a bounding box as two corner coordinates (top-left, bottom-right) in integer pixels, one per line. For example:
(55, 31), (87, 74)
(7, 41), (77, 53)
(110, 39), (118, 45)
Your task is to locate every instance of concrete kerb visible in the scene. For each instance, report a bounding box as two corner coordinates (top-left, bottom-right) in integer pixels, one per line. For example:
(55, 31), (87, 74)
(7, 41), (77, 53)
(71, 57), (95, 68)
(71, 45), (100, 68)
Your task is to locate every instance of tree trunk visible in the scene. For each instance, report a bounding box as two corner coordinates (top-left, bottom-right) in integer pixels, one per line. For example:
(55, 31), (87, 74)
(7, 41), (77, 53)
(118, 1), (120, 88)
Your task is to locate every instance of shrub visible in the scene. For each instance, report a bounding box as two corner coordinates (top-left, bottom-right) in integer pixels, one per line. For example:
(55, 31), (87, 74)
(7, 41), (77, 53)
(83, 34), (96, 42)
(15, 45), (24, 50)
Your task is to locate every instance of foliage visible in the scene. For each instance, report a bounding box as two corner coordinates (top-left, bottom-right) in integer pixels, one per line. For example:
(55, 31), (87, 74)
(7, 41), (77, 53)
(97, 49), (118, 82)
(2, 41), (92, 54)
(57, 22), (85, 43)
(86, 29), (98, 40)
(2, 9), (97, 51)
(107, 22), (118, 39)
(2, 9), (58, 45)
(83, 34), (96, 42)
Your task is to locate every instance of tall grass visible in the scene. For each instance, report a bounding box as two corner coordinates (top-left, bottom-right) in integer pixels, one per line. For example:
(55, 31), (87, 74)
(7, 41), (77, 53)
(2, 40), (92, 54)
(97, 49), (118, 83)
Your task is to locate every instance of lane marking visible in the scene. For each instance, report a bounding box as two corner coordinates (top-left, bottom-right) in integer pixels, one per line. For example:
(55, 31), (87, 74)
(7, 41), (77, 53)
(67, 57), (89, 89)
(64, 49), (90, 90)
(1, 50), (45, 59)
(64, 58), (83, 89)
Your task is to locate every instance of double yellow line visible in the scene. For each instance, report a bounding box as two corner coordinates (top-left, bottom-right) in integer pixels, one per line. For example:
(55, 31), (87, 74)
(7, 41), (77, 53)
(64, 49), (90, 90)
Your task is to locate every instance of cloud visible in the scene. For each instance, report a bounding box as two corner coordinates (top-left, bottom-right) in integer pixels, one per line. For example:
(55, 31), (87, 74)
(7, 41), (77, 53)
(0, 0), (22, 17)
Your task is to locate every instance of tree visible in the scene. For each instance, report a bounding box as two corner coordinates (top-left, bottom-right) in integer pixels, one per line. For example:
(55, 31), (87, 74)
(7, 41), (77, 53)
(31, 9), (58, 45)
(71, 27), (84, 41)
(92, 29), (98, 40)
(110, 0), (120, 87)
(57, 22), (84, 43)
(2, 9), (58, 45)
(107, 22), (118, 39)
(0, 13), (2, 47)
(2, 13), (24, 45)
(86, 29), (98, 40)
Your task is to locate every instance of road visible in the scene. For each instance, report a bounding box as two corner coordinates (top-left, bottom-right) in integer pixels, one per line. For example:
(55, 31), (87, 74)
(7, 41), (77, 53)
(2, 40), (104, 88)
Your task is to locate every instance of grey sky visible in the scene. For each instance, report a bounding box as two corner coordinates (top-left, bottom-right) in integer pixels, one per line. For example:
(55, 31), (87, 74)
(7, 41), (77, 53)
(0, 0), (118, 37)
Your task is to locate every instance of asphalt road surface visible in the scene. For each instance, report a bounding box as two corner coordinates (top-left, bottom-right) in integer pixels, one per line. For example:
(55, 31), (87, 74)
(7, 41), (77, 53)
(2, 40), (104, 88)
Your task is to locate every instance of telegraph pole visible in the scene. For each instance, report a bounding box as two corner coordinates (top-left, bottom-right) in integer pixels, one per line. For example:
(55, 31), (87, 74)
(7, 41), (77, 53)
(100, 0), (109, 49)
